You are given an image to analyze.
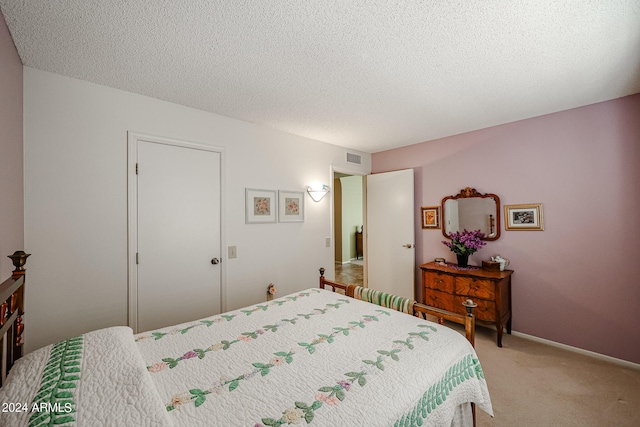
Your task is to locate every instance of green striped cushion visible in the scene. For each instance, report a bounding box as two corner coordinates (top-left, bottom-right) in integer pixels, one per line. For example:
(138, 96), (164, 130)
(352, 286), (415, 314)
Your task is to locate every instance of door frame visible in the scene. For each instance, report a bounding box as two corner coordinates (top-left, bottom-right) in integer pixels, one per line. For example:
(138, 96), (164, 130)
(127, 132), (226, 332)
(330, 166), (367, 287)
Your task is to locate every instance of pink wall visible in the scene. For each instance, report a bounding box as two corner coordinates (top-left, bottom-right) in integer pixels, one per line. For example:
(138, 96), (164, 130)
(0, 9), (24, 279)
(373, 94), (640, 364)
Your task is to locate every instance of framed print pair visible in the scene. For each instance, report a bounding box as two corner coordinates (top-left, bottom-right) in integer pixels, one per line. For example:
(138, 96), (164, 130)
(278, 190), (304, 222)
(245, 189), (304, 223)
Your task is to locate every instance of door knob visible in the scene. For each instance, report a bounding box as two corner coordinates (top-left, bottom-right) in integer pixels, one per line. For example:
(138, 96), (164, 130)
(403, 244), (413, 248)
(211, 258), (220, 265)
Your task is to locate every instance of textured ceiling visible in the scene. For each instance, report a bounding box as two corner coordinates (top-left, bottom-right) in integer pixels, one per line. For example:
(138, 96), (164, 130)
(2, 1), (639, 153)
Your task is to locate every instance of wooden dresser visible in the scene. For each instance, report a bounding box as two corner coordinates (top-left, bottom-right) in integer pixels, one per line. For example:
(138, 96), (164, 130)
(420, 261), (512, 347)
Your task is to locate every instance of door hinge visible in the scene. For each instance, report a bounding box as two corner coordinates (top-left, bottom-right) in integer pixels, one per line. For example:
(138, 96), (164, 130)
(136, 163), (139, 175)
(136, 252), (139, 264)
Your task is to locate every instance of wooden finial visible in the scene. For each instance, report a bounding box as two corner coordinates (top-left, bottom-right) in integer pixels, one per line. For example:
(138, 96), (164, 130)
(8, 251), (30, 279)
(462, 299), (478, 316)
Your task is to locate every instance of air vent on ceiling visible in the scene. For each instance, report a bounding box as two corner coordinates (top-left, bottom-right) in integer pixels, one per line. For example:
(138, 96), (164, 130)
(346, 152), (362, 165)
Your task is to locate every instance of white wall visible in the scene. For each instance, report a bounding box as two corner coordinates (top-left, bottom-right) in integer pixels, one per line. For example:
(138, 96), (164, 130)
(0, 10), (23, 279)
(23, 68), (371, 352)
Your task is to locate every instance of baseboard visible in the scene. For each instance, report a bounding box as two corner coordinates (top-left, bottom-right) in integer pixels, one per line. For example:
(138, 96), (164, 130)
(511, 330), (640, 370)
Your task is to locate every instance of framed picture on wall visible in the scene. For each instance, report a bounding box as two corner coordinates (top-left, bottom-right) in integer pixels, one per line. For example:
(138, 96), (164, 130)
(278, 190), (304, 222)
(504, 203), (544, 230)
(421, 206), (440, 229)
(245, 188), (277, 223)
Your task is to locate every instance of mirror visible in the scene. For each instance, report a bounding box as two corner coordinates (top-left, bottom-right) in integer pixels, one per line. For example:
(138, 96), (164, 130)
(442, 187), (501, 241)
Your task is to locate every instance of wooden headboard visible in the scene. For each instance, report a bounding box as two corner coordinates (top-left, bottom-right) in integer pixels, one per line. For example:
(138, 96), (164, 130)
(0, 251), (29, 386)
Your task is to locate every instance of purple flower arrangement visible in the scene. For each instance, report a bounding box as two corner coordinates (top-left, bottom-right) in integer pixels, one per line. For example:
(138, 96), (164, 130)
(442, 229), (486, 256)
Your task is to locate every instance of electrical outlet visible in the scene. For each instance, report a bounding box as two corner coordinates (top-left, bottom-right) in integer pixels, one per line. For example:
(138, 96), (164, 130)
(228, 246), (237, 259)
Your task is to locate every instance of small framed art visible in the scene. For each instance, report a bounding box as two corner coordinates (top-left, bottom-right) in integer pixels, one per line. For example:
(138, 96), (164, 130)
(421, 206), (440, 229)
(278, 190), (304, 222)
(245, 188), (277, 223)
(504, 203), (544, 230)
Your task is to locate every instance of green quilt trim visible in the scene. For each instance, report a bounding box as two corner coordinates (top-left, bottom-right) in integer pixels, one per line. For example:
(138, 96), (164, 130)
(28, 336), (84, 427)
(393, 354), (485, 427)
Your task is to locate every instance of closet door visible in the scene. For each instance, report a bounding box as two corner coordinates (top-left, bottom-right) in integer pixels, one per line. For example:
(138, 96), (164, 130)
(133, 137), (222, 332)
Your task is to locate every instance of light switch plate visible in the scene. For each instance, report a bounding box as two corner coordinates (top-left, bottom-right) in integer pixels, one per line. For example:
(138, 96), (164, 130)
(228, 246), (237, 259)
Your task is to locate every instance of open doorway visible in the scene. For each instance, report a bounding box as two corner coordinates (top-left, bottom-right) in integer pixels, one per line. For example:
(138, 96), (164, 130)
(333, 172), (364, 286)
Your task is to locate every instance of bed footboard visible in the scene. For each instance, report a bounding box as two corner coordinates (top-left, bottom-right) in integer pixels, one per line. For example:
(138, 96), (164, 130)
(319, 267), (478, 426)
(319, 267), (476, 347)
(413, 301), (477, 347)
(0, 251), (29, 386)
(318, 267), (355, 296)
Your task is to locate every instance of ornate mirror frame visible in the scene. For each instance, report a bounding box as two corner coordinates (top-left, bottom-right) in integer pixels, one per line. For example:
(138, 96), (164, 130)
(441, 187), (501, 241)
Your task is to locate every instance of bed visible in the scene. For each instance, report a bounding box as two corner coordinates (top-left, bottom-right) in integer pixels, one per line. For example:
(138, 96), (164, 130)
(0, 256), (492, 426)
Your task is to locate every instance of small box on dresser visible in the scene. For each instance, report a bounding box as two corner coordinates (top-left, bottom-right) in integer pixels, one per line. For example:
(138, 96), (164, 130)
(481, 260), (501, 272)
(420, 261), (513, 347)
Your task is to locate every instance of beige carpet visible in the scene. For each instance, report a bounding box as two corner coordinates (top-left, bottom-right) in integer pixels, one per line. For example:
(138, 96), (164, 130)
(463, 326), (640, 426)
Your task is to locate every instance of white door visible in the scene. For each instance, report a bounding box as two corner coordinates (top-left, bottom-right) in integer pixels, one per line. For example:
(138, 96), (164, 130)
(366, 169), (415, 299)
(132, 137), (222, 332)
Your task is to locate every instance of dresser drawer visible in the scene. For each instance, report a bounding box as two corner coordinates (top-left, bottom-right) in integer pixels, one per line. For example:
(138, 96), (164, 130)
(455, 277), (495, 300)
(454, 295), (496, 322)
(423, 288), (455, 312)
(423, 271), (454, 293)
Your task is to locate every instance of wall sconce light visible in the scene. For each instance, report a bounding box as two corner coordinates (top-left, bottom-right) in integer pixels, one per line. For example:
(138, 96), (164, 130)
(307, 184), (330, 202)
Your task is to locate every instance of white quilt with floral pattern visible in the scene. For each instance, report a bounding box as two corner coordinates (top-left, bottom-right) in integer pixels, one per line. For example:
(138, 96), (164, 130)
(0, 326), (171, 427)
(135, 288), (493, 426)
